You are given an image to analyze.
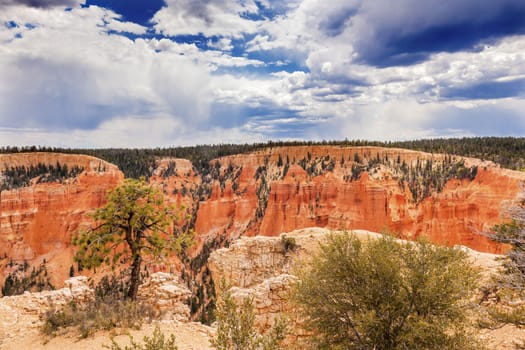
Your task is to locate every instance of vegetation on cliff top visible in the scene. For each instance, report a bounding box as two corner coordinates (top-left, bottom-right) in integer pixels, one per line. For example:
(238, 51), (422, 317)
(0, 162), (84, 191)
(2, 260), (54, 296)
(42, 273), (155, 338)
(1, 137), (524, 178)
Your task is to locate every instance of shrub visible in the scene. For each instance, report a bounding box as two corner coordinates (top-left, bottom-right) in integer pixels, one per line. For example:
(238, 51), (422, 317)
(42, 274), (154, 338)
(292, 232), (481, 350)
(280, 235), (298, 253)
(483, 203), (525, 332)
(105, 326), (178, 350)
(211, 281), (286, 350)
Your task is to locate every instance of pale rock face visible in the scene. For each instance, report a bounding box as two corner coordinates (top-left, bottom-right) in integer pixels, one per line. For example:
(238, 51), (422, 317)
(208, 235), (294, 289)
(0, 272), (191, 347)
(0, 275), (94, 344)
(137, 272), (192, 321)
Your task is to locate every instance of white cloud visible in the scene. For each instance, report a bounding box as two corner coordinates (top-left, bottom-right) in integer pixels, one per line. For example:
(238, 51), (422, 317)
(153, 0), (262, 37)
(0, 115), (267, 148)
(0, 0), (525, 147)
(0, 5), (266, 136)
(208, 37), (233, 51)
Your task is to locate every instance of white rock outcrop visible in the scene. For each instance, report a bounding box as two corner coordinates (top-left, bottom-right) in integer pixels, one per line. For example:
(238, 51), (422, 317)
(0, 272), (191, 346)
(137, 272), (191, 321)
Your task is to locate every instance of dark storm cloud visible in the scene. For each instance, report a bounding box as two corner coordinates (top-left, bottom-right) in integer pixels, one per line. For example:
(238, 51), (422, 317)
(342, 0), (525, 67)
(0, 0), (79, 8)
(318, 6), (358, 37)
(441, 79), (525, 100)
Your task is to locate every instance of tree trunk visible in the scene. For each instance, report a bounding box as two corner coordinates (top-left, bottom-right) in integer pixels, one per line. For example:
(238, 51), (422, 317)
(127, 254), (142, 300)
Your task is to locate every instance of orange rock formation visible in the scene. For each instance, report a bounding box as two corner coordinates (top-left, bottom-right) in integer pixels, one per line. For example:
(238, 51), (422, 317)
(0, 153), (123, 286)
(1, 147), (523, 290)
(192, 146), (524, 253)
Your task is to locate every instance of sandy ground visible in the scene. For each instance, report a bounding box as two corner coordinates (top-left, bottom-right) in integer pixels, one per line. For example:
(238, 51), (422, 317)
(1, 321), (214, 350)
(3, 320), (525, 350)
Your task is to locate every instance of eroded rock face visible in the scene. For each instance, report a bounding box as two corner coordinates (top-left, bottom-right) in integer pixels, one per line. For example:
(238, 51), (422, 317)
(137, 272), (192, 321)
(1, 146), (523, 293)
(0, 153), (124, 288)
(0, 276), (93, 344)
(192, 146), (525, 253)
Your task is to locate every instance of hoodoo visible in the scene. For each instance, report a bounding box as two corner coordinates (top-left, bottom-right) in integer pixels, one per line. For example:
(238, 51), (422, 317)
(1, 146), (523, 290)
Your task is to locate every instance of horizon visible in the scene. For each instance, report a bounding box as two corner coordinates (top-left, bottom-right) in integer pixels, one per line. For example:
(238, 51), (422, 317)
(1, 136), (524, 151)
(1, 1), (525, 147)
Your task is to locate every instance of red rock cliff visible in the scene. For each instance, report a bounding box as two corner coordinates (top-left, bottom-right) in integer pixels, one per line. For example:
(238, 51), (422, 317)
(0, 153), (123, 286)
(192, 146), (524, 253)
(1, 147), (522, 290)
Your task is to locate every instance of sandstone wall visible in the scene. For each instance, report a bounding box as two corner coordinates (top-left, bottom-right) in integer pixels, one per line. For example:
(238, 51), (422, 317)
(1, 147), (523, 292)
(194, 146), (525, 253)
(0, 153), (124, 287)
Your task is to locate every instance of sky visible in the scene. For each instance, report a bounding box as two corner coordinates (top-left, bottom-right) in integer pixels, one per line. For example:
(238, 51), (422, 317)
(1, 0), (525, 148)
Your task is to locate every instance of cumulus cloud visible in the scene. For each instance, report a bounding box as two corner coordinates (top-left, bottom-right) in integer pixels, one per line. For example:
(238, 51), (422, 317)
(1, 0), (525, 147)
(249, 0), (525, 67)
(0, 5), (217, 132)
(153, 0), (262, 37)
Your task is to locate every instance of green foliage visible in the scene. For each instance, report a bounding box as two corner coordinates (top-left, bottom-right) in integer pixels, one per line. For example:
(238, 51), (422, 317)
(105, 326), (178, 350)
(255, 165), (270, 220)
(3, 137), (525, 180)
(73, 178), (193, 300)
(2, 262), (54, 296)
(297, 155), (336, 177)
(42, 299), (150, 338)
(0, 162), (83, 190)
(180, 234), (230, 324)
(344, 153), (478, 204)
(491, 218), (525, 288)
(401, 158), (478, 204)
(211, 283), (286, 350)
(293, 232), (480, 350)
(484, 203), (525, 330)
(161, 161), (177, 178)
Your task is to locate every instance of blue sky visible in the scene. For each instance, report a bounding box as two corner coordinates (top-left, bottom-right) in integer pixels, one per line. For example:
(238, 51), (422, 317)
(0, 0), (525, 147)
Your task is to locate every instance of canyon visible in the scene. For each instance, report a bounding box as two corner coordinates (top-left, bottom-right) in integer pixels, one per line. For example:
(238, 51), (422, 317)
(1, 146), (524, 290)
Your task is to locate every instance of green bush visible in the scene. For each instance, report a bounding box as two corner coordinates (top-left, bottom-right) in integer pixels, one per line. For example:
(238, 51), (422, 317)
(105, 326), (178, 350)
(280, 235), (298, 253)
(483, 206), (525, 332)
(211, 281), (286, 350)
(293, 232), (481, 350)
